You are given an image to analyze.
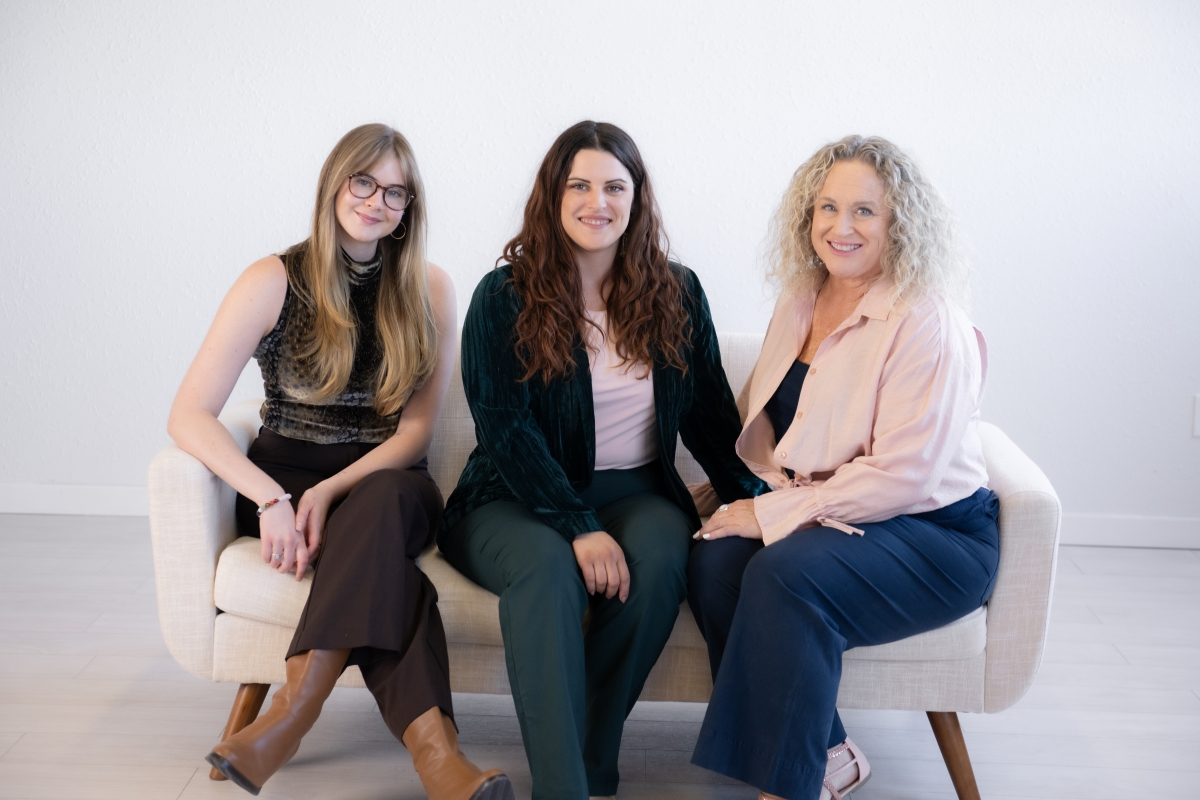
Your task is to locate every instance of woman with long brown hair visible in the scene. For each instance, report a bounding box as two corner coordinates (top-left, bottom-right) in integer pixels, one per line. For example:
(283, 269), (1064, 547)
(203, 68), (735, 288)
(168, 123), (512, 800)
(439, 120), (767, 800)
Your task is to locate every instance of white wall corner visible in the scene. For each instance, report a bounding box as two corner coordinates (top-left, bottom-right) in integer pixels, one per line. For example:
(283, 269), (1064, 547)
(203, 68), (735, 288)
(0, 484), (149, 517)
(1060, 514), (1200, 550)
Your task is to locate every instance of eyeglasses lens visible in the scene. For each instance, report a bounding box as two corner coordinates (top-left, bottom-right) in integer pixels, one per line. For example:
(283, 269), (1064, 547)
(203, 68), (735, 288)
(349, 176), (376, 199)
(383, 188), (409, 210)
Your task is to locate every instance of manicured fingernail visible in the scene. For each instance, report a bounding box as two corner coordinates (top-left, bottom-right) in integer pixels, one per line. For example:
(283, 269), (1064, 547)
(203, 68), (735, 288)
(702, 534), (710, 540)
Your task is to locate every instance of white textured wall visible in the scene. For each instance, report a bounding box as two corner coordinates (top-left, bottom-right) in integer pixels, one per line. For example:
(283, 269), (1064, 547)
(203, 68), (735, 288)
(2, 1), (1198, 544)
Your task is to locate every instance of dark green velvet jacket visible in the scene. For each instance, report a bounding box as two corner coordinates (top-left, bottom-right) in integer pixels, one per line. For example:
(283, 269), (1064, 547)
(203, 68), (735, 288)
(440, 264), (769, 543)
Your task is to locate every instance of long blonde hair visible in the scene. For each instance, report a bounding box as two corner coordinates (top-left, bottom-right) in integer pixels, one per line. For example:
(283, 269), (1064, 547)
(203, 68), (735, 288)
(769, 135), (969, 305)
(289, 124), (437, 415)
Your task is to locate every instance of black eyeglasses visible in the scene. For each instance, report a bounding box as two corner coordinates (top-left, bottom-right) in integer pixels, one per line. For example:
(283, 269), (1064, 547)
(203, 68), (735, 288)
(347, 174), (414, 210)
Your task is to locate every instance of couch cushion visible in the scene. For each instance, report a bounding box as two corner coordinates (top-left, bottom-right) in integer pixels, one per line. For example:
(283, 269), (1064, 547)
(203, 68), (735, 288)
(422, 549), (709, 649)
(421, 548), (985, 661)
(418, 548), (504, 645)
(214, 537), (312, 627)
(215, 537), (987, 664)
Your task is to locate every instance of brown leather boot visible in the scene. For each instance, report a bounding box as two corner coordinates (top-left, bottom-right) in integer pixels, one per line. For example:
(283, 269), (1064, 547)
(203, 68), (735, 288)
(205, 648), (350, 796)
(402, 706), (515, 800)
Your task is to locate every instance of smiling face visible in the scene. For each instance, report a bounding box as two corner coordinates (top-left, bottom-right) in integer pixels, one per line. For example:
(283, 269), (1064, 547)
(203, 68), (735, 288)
(559, 149), (634, 259)
(334, 153), (407, 261)
(811, 159), (891, 284)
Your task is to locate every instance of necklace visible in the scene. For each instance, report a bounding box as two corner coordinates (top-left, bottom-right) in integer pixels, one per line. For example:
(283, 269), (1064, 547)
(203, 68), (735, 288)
(341, 248), (383, 283)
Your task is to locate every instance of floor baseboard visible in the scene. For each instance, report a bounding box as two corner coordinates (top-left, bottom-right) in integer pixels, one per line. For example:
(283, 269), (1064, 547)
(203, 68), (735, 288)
(1059, 513), (1200, 549)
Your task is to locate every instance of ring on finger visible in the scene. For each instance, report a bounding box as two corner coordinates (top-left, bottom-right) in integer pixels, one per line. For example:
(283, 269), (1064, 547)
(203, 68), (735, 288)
(272, 553), (282, 560)
(718, 504), (729, 512)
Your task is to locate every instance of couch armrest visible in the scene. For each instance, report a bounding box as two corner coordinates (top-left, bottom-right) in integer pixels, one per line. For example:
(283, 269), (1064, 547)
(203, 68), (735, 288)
(978, 422), (1062, 712)
(147, 399), (263, 681)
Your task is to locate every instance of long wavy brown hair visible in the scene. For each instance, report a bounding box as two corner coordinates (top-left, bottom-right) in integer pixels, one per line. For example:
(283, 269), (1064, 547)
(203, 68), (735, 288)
(501, 121), (689, 383)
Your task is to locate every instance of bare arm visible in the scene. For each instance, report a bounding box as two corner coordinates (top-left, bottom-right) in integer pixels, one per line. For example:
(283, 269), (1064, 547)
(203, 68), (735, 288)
(290, 264), (458, 557)
(167, 256), (313, 574)
(168, 255), (289, 504)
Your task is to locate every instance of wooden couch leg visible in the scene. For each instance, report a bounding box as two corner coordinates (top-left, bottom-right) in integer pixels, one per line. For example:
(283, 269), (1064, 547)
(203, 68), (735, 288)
(209, 683), (270, 780)
(927, 711), (981, 800)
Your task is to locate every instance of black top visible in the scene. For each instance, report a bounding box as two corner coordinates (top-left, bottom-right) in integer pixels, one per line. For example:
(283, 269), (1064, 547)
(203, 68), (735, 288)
(440, 264), (770, 542)
(762, 359), (809, 480)
(763, 359), (810, 444)
(254, 244), (400, 444)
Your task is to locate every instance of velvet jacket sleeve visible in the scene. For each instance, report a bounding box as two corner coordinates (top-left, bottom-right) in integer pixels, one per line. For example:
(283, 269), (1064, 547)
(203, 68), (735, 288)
(458, 270), (604, 540)
(677, 270), (771, 503)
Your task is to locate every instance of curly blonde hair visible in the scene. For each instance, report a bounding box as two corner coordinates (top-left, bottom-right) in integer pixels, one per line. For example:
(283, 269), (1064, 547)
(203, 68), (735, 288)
(768, 135), (969, 305)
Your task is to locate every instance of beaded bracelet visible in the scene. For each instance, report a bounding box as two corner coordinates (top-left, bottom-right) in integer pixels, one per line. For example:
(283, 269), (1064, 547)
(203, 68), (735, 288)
(256, 493), (292, 518)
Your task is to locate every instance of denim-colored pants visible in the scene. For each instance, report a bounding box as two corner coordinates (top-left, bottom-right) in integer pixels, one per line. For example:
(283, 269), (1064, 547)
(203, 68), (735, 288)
(688, 488), (1000, 800)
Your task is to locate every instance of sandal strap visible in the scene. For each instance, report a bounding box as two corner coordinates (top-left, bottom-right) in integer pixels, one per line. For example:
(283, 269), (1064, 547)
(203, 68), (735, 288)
(824, 737), (871, 799)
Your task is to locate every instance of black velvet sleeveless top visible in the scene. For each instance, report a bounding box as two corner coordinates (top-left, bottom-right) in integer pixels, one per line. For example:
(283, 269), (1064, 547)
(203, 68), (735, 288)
(253, 245), (401, 444)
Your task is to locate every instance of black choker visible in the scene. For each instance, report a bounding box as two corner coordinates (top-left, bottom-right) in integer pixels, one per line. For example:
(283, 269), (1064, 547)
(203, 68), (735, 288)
(342, 248), (383, 283)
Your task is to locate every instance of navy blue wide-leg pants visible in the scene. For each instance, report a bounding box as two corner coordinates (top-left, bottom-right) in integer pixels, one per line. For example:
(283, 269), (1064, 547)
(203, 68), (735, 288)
(688, 488), (1000, 800)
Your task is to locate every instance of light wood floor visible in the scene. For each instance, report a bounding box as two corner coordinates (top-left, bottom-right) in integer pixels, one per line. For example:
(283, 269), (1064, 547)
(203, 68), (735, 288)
(1, 513), (1197, 799)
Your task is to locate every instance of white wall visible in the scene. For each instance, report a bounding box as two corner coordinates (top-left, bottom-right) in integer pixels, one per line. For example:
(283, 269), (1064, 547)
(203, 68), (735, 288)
(2, 1), (1198, 545)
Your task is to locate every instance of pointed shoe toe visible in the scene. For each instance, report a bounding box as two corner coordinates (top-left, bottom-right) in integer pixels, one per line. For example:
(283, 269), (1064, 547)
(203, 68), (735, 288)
(472, 771), (515, 800)
(205, 750), (262, 796)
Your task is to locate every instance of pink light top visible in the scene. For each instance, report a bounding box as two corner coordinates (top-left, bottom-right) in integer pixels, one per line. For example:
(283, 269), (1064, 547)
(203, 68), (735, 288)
(736, 278), (989, 545)
(585, 310), (659, 471)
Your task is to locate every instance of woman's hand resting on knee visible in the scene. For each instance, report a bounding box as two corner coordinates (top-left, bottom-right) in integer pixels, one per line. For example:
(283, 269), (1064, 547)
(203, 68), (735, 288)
(294, 481), (337, 572)
(693, 499), (763, 541)
(259, 501), (311, 581)
(572, 531), (631, 602)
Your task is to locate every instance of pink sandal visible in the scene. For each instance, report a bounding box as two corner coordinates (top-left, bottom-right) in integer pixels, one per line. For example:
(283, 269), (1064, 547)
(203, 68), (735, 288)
(821, 737), (871, 800)
(756, 737), (871, 800)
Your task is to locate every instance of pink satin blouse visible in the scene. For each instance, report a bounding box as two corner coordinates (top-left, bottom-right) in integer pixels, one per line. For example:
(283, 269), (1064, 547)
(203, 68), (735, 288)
(737, 278), (989, 545)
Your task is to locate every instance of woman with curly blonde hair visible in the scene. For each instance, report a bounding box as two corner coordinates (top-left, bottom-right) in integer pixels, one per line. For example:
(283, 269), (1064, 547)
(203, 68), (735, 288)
(687, 136), (998, 800)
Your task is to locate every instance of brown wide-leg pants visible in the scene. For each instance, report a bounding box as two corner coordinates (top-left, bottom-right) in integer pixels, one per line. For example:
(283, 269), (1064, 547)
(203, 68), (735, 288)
(234, 427), (452, 739)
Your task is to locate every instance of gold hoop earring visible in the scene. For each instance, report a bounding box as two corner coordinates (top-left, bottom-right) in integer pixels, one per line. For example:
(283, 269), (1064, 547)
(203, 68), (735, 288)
(390, 221), (407, 241)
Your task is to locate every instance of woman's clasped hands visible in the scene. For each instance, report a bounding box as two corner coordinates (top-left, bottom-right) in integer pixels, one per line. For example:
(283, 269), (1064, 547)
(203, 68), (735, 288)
(693, 498), (763, 541)
(258, 482), (336, 580)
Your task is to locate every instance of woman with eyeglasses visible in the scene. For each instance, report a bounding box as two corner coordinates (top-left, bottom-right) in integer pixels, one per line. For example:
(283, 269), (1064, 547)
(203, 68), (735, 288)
(168, 124), (513, 800)
(438, 120), (768, 800)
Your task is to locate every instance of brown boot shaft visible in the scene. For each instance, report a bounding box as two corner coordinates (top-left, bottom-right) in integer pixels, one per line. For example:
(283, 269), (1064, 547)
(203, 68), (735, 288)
(402, 706), (514, 800)
(208, 648), (349, 795)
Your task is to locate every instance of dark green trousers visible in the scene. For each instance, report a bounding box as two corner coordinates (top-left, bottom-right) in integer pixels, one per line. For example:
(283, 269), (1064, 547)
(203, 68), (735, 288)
(440, 464), (693, 800)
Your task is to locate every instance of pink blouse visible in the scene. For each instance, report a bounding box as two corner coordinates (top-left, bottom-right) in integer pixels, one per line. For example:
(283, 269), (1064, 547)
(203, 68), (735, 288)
(738, 279), (989, 545)
(586, 311), (659, 470)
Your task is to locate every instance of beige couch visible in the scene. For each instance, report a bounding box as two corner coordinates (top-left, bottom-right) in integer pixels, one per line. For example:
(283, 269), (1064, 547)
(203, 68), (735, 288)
(148, 333), (1060, 800)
